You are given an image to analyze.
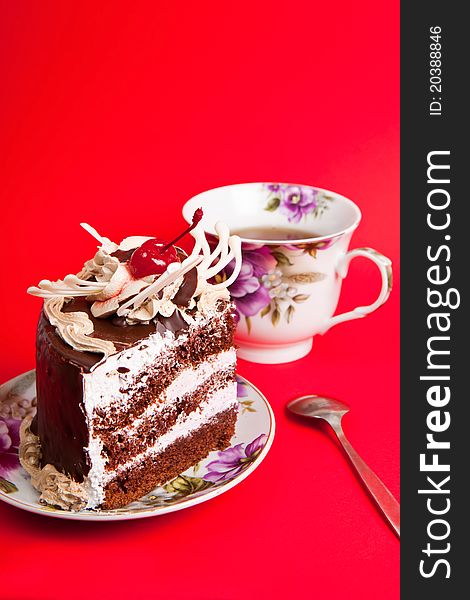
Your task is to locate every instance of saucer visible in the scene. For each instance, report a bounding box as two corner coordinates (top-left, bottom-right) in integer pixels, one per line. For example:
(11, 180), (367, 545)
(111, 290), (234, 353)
(0, 370), (275, 521)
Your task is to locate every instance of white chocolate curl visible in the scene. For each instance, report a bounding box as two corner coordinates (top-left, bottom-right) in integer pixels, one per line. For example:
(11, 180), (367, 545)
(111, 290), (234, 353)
(27, 275), (108, 298)
(117, 221), (242, 316)
(125, 277), (183, 322)
(191, 222), (243, 293)
(27, 220), (242, 355)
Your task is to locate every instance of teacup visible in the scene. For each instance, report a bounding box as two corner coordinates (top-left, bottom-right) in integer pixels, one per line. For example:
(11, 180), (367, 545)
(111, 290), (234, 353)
(182, 182), (392, 364)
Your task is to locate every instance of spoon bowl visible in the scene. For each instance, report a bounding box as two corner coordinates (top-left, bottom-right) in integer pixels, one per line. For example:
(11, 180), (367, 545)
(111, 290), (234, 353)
(288, 395), (350, 420)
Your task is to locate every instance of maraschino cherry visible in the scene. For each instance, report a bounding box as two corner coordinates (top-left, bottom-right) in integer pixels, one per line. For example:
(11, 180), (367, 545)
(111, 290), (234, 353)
(129, 209), (203, 279)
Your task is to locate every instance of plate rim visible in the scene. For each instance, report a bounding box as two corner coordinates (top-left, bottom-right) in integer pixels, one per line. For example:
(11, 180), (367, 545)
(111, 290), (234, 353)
(0, 372), (275, 521)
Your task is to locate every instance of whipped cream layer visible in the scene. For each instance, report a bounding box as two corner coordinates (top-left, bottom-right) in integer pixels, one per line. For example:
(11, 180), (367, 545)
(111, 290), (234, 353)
(107, 382), (237, 482)
(85, 381), (237, 509)
(116, 349), (236, 437)
(82, 309), (232, 413)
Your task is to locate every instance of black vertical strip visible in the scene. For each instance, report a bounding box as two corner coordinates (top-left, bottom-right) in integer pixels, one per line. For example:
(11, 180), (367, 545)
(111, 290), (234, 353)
(401, 4), (466, 597)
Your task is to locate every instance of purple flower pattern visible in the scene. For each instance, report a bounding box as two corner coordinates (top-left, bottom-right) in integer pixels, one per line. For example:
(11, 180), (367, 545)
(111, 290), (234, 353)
(208, 187), (333, 326)
(264, 182), (332, 224)
(236, 379), (249, 399)
(216, 183), (334, 326)
(225, 243), (276, 317)
(203, 434), (267, 483)
(279, 185), (319, 223)
(223, 242), (329, 327)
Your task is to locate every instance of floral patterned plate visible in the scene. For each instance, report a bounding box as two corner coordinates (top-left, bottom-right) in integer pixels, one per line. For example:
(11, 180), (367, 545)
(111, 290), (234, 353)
(0, 370), (275, 521)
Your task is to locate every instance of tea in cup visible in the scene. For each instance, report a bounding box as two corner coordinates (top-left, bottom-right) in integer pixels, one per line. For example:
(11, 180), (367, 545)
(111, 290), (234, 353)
(183, 182), (392, 364)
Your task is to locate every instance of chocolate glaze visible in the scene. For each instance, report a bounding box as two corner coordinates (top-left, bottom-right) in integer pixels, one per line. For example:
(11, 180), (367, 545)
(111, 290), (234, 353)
(61, 298), (158, 371)
(156, 311), (189, 335)
(36, 314), (89, 481)
(111, 316), (129, 327)
(30, 413), (38, 436)
(110, 248), (135, 262)
(173, 267), (198, 307)
(34, 299), (161, 482)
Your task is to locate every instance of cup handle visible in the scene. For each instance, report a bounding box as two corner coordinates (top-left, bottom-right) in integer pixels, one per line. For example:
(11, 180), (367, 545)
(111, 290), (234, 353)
(320, 247), (393, 334)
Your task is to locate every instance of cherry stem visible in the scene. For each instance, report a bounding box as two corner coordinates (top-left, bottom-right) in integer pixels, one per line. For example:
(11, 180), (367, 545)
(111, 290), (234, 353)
(160, 208), (203, 253)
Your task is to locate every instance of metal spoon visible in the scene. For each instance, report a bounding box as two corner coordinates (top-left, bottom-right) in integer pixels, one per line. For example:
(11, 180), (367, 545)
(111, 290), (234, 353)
(287, 395), (400, 537)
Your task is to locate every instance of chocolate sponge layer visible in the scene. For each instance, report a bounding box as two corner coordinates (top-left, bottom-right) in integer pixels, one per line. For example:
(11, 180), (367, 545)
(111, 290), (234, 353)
(102, 407), (237, 510)
(99, 369), (235, 471)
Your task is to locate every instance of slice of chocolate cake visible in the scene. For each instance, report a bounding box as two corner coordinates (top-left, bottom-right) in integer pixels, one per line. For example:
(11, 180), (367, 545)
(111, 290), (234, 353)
(20, 213), (242, 510)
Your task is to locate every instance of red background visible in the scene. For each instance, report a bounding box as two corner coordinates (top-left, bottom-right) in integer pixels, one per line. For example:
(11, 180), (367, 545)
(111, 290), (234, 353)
(0, 2), (399, 599)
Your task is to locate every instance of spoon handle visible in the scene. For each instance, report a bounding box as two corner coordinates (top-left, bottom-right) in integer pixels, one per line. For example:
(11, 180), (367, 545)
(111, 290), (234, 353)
(332, 424), (400, 537)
